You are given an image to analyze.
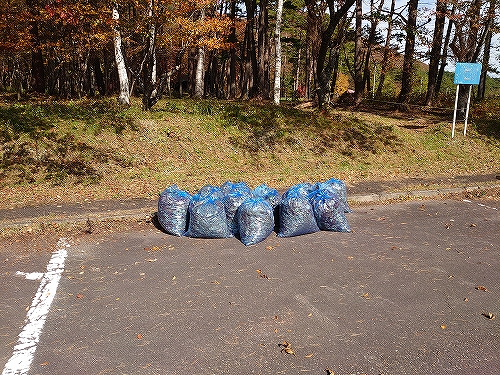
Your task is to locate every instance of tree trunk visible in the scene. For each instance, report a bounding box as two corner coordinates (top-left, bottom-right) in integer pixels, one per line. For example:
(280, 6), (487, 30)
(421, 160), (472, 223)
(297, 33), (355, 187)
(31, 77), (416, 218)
(435, 4), (455, 95)
(397, 0), (419, 109)
(194, 7), (206, 98)
(354, 0), (364, 105)
(315, 0), (356, 108)
(241, 0), (259, 99)
(258, 0), (270, 99)
(142, 0), (157, 109)
(273, 0), (284, 105)
(425, 0), (447, 106)
(228, 0), (238, 99)
(478, 0), (496, 100)
(194, 46), (205, 98)
(304, 0), (323, 100)
(363, 0), (385, 96)
(112, 3), (130, 105)
(26, 0), (45, 94)
(376, 0), (395, 97)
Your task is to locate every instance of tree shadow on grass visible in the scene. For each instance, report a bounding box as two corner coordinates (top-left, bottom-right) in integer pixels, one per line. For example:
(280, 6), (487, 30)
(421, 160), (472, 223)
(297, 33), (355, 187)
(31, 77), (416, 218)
(0, 102), (133, 186)
(474, 119), (500, 140)
(219, 102), (403, 155)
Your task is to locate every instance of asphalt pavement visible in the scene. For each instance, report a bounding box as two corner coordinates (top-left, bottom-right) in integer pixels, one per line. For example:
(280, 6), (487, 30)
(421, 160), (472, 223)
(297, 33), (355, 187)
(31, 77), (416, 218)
(0, 175), (499, 375)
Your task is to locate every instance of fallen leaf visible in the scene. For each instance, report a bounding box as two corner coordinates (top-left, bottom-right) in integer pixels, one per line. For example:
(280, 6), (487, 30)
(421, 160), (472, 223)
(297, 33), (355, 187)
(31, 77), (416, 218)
(463, 298), (469, 302)
(137, 333), (143, 339)
(278, 341), (296, 356)
(146, 258), (157, 262)
(40, 362), (49, 367)
(469, 223), (477, 227)
(440, 325), (446, 330)
(362, 293), (370, 299)
(482, 312), (495, 320)
(266, 246), (274, 251)
(76, 294), (84, 299)
(304, 353), (314, 358)
(476, 286), (488, 291)
(325, 368), (335, 375)
(256, 269), (269, 279)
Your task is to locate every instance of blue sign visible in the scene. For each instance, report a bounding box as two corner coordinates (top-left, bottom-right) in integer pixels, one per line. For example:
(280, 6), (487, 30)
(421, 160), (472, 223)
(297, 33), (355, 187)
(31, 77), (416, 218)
(454, 63), (482, 85)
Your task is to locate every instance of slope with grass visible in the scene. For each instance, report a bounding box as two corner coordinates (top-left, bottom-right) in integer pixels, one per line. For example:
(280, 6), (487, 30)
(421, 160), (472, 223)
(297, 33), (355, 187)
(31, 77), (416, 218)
(1, 96), (499, 209)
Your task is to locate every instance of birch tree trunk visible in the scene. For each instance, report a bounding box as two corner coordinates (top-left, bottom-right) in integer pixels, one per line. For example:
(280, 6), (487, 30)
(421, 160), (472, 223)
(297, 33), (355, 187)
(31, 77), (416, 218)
(194, 46), (205, 97)
(142, 0), (157, 109)
(112, 3), (130, 105)
(194, 8), (206, 98)
(273, 0), (284, 105)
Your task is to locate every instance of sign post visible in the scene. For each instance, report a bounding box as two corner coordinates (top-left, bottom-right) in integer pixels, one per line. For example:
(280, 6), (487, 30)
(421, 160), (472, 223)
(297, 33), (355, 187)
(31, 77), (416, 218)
(452, 62), (481, 137)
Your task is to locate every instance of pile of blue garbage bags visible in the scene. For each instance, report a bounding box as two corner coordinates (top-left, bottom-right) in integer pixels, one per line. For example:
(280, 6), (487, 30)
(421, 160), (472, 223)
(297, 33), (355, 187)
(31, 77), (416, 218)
(157, 178), (352, 246)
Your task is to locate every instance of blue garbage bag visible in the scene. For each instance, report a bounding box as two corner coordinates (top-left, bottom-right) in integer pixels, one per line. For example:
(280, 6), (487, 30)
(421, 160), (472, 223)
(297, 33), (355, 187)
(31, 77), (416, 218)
(195, 184), (224, 200)
(318, 178), (352, 213)
(184, 196), (232, 238)
(277, 189), (319, 238)
(157, 185), (192, 236)
(252, 184), (280, 208)
(281, 182), (315, 201)
(237, 198), (275, 246)
(222, 189), (253, 236)
(309, 189), (351, 232)
(221, 181), (252, 195)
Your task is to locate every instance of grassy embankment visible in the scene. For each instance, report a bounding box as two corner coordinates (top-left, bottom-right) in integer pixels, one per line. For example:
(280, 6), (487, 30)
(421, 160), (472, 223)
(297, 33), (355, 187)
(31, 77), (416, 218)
(1, 96), (499, 208)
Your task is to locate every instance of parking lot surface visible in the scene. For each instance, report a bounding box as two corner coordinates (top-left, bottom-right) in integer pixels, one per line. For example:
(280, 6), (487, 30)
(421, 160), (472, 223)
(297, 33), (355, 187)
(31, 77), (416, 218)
(1, 198), (499, 374)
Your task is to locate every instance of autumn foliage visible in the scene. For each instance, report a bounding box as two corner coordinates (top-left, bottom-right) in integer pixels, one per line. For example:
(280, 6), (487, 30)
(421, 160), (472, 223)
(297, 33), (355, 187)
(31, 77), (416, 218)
(0, 0), (498, 107)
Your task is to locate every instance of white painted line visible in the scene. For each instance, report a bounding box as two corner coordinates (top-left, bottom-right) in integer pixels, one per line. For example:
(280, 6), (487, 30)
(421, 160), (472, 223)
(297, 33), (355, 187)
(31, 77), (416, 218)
(463, 199), (498, 210)
(2, 238), (70, 375)
(15, 272), (44, 281)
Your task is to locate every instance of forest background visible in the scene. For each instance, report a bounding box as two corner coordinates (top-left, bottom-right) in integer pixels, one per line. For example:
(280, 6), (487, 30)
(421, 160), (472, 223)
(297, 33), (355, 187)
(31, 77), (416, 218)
(1, 0), (499, 108)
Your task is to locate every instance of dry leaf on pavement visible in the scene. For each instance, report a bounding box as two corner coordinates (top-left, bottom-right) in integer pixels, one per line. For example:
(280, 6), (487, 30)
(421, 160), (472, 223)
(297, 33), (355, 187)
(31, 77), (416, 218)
(278, 341), (296, 356)
(482, 312), (495, 320)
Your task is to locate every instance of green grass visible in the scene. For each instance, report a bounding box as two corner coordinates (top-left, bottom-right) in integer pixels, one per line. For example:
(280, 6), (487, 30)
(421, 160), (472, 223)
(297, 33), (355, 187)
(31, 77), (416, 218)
(0, 96), (499, 208)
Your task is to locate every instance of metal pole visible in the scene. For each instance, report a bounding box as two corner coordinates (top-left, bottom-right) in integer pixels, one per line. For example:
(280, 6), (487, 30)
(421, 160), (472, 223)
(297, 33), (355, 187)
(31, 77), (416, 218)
(463, 85), (473, 136)
(452, 85), (460, 138)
